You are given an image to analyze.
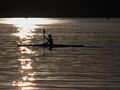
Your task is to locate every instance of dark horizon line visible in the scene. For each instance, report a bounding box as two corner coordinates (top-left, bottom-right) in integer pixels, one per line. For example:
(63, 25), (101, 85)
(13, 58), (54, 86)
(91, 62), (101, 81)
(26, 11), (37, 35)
(0, 16), (120, 18)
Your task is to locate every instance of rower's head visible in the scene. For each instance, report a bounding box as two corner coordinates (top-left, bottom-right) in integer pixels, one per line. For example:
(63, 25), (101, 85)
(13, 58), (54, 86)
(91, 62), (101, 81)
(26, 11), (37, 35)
(48, 34), (52, 38)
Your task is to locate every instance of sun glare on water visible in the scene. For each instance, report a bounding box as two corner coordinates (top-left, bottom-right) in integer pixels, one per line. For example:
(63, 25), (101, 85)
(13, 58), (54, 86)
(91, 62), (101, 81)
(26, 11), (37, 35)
(4, 18), (58, 40)
(8, 18), (35, 29)
(7, 18), (57, 28)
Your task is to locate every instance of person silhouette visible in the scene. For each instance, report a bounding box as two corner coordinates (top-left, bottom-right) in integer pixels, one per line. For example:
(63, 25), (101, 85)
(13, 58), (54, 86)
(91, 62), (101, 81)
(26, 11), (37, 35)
(45, 34), (53, 50)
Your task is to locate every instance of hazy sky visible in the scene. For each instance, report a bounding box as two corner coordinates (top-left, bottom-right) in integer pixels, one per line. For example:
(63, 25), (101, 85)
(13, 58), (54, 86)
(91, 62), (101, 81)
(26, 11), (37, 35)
(0, 0), (119, 17)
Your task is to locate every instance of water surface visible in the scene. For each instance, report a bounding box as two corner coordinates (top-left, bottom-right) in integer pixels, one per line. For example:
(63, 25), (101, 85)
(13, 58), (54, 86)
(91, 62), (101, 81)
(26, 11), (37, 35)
(0, 18), (120, 90)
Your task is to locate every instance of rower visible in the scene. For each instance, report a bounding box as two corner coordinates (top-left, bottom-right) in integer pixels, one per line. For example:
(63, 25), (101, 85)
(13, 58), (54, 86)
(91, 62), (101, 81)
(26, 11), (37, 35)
(45, 34), (53, 50)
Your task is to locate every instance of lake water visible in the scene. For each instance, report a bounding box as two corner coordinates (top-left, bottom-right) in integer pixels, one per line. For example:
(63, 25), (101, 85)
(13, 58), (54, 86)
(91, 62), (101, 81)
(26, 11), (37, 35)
(0, 18), (120, 90)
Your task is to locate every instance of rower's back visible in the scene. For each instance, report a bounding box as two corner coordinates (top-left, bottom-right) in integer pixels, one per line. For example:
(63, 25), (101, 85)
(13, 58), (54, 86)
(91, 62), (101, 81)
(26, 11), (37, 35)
(48, 34), (53, 45)
(47, 34), (53, 50)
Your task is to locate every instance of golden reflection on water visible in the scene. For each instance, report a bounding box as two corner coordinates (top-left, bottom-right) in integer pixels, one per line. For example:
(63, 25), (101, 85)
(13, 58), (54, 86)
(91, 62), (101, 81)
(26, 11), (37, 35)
(19, 47), (35, 54)
(3, 18), (59, 40)
(18, 59), (32, 70)
(9, 18), (61, 89)
(11, 18), (60, 89)
(12, 23), (37, 89)
(5, 18), (60, 44)
(6, 18), (58, 26)
(14, 25), (38, 44)
(16, 28), (35, 40)
(12, 55), (36, 89)
(12, 45), (37, 89)
(12, 59), (36, 89)
(12, 57), (36, 89)
(10, 18), (39, 43)
(13, 81), (35, 87)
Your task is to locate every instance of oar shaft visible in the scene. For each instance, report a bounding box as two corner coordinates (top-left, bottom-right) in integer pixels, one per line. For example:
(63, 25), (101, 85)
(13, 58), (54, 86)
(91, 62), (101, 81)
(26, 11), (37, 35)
(43, 29), (46, 44)
(43, 29), (46, 56)
(43, 29), (45, 34)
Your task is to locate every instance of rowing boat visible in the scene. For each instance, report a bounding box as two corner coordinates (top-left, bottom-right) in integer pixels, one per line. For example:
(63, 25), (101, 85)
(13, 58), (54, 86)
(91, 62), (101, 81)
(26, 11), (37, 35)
(17, 43), (85, 47)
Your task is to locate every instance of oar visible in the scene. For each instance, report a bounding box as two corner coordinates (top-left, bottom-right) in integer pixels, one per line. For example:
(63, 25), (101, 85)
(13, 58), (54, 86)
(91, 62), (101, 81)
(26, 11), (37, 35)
(43, 29), (46, 56)
(43, 29), (46, 44)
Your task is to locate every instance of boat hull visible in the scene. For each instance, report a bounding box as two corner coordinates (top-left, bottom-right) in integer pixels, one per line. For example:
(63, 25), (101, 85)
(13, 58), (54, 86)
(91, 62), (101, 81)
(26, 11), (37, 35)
(17, 43), (85, 47)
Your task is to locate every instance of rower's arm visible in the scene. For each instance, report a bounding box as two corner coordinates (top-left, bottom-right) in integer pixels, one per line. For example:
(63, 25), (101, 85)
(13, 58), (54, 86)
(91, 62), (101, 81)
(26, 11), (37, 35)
(44, 36), (48, 40)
